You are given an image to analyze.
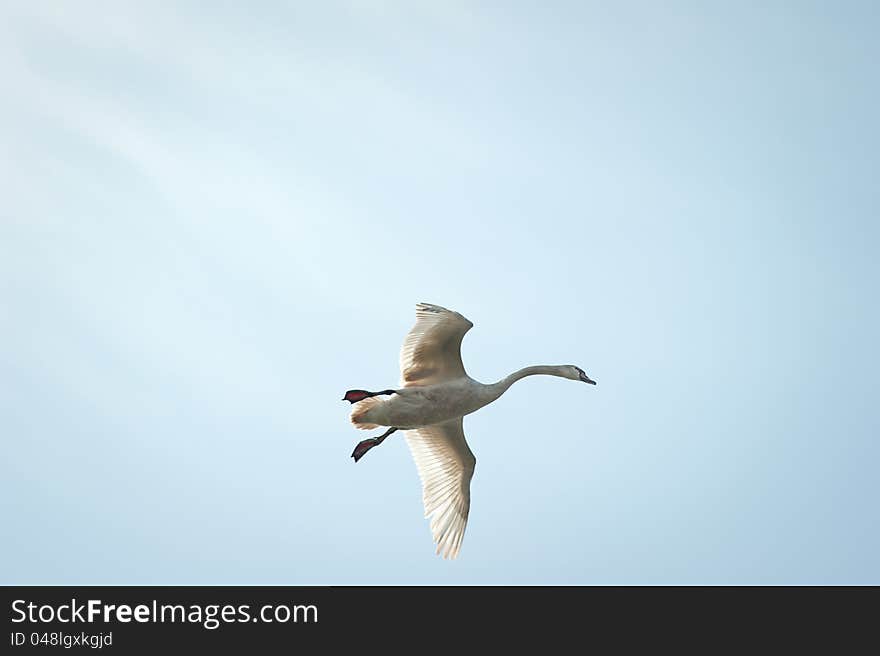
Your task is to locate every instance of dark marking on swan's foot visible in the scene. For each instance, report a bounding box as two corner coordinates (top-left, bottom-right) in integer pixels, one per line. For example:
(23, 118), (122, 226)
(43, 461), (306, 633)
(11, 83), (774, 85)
(351, 427), (398, 462)
(343, 389), (398, 403)
(351, 438), (379, 462)
(343, 390), (371, 403)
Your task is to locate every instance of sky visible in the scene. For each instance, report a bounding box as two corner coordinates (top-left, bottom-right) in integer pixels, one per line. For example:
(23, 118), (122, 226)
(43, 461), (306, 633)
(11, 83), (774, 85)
(1, 1), (878, 584)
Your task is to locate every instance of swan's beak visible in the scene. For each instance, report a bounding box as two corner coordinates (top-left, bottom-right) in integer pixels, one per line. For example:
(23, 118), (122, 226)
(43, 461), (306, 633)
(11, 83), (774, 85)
(579, 372), (596, 385)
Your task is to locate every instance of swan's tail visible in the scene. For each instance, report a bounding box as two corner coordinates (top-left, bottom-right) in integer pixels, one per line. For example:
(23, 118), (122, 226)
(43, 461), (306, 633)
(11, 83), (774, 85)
(349, 396), (384, 430)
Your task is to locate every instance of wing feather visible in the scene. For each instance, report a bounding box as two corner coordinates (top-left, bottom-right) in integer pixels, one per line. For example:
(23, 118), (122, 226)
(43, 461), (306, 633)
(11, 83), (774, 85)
(399, 303), (473, 386)
(404, 418), (476, 559)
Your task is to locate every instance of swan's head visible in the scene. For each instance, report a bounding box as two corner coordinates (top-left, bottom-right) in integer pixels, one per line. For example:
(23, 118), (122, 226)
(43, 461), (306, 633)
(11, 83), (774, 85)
(566, 365), (596, 385)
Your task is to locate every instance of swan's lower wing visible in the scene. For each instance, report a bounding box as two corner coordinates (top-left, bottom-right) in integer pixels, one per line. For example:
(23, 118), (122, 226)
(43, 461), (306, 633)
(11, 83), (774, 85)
(404, 417), (476, 559)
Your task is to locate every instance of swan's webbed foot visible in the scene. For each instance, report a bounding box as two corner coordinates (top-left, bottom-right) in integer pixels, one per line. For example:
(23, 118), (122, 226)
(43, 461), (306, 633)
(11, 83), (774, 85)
(351, 427), (398, 462)
(342, 389), (398, 403)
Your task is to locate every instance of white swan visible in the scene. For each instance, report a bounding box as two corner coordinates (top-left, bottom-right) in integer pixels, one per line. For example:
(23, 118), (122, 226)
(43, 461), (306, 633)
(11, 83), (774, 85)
(344, 303), (596, 559)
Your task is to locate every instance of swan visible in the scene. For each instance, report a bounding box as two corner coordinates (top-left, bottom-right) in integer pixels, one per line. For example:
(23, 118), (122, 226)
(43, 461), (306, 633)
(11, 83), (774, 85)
(344, 303), (596, 559)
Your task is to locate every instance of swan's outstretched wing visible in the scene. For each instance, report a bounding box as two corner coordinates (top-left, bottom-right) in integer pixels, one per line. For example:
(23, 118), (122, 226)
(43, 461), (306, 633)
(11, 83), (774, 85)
(399, 303), (473, 386)
(405, 417), (476, 559)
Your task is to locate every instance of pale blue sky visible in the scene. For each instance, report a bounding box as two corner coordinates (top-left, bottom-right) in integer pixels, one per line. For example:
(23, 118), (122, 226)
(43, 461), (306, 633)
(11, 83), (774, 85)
(2, 1), (878, 584)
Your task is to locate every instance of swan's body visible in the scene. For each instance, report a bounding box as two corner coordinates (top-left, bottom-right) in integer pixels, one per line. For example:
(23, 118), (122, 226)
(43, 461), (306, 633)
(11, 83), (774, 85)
(353, 378), (497, 429)
(345, 303), (596, 559)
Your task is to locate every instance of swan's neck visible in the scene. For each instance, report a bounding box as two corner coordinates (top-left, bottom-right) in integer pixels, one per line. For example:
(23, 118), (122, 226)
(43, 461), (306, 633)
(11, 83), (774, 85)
(484, 365), (571, 402)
